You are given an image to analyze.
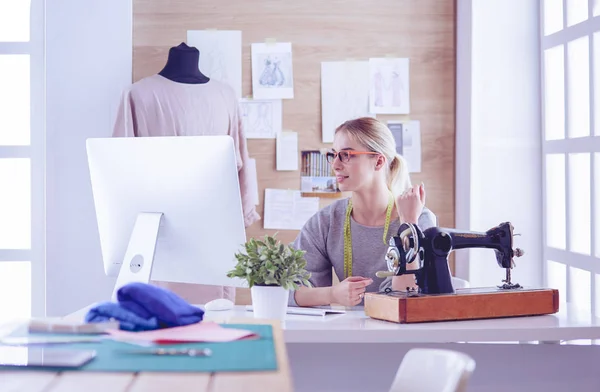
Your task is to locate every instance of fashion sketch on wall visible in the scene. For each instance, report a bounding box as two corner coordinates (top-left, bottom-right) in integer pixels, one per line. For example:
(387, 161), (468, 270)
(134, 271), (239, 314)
(369, 57), (410, 114)
(321, 60), (374, 143)
(186, 30), (243, 98)
(239, 98), (282, 139)
(387, 120), (421, 173)
(251, 42), (294, 99)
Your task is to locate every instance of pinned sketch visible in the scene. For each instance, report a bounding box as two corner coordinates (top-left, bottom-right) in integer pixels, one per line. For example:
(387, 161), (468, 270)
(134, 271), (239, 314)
(402, 120), (421, 173)
(321, 61), (374, 143)
(251, 42), (294, 99)
(387, 121), (404, 155)
(369, 58), (410, 114)
(263, 189), (319, 230)
(239, 98), (282, 139)
(388, 120), (421, 173)
(187, 30), (242, 98)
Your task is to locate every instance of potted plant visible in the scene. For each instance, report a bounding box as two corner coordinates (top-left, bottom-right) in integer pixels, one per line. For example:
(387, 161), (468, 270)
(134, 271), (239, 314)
(227, 234), (312, 319)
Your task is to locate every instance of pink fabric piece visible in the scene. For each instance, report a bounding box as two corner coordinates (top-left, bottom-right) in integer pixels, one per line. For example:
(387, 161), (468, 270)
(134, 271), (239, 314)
(108, 321), (257, 344)
(112, 74), (259, 304)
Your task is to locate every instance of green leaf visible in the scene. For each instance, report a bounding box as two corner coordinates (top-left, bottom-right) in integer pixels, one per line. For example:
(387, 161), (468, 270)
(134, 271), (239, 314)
(227, 233), (311, 290)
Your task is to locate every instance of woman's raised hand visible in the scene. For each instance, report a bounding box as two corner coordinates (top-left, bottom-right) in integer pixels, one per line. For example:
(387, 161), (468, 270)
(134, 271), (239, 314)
(395, 183), (426, 224)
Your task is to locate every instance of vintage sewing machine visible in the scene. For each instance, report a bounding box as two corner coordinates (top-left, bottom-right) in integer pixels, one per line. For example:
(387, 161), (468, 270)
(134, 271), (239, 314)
(364, 222), (559, 323)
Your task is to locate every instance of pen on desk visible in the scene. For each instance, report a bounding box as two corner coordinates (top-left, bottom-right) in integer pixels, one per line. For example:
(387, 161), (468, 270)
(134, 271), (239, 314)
(121, 348), (212, 357)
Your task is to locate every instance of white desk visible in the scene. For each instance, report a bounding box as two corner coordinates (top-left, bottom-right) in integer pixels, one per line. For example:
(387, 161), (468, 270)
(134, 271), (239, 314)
(51, 303), (600, 392)
(201, 304), (600, 392)
(203, 304), (600, 344)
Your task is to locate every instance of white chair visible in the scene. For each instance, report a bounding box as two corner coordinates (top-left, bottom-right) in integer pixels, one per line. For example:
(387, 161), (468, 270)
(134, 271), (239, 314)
(388, 348), (476, 392)
(451, 276), (470, 289)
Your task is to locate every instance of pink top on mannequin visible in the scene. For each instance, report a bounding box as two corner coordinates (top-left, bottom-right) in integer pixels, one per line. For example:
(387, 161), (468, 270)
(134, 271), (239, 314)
(111, 43), (260, 304)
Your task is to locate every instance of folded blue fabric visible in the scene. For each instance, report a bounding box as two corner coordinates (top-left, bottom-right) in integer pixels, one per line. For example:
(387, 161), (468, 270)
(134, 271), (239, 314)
(117, 282), (204, 328)
(85, 301), (159, 331)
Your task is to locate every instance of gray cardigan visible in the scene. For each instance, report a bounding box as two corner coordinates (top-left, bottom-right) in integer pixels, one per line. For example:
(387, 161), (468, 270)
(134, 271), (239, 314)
(289, 198), (437, 306)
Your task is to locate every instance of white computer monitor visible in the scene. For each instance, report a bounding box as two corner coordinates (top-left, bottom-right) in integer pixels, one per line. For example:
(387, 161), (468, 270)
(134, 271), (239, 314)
(86, 135), (247, 299)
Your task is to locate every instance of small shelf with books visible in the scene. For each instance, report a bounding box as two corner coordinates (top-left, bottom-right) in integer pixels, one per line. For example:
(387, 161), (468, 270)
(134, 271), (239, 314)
(300, 150), (343, 198)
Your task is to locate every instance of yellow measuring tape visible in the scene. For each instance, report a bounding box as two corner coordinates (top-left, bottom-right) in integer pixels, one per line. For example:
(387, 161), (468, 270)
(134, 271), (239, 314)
(343, 192), (394, 279)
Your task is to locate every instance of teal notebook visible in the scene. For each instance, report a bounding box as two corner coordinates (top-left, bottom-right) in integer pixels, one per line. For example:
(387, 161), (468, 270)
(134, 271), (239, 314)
(0, 324), (277, 373)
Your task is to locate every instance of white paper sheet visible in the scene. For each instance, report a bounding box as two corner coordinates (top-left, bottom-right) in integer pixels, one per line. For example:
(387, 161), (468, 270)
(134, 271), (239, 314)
(321, 61), (373, 143)
(239, 98), (282, 139)
(387, 121), (404, 156)
(251, 42), (294, 99)
(369, 57), (410, 114)
(402, 120), (421, 173)
(276, 131), (298, 171)
(186, 30), (243, 99)
(263, 189), (319, 230)
(247, 158), (259, 205)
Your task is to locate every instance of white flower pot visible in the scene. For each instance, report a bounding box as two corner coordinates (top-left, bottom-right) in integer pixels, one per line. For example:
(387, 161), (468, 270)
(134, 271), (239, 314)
(251, 285), (289, 320)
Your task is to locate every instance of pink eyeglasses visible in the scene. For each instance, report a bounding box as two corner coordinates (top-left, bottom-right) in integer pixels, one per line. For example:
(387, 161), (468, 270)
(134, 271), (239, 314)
(326, 150), (379, 163)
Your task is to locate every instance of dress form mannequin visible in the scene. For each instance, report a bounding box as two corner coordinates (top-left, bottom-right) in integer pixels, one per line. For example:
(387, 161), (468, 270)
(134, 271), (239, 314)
(150, 43), (243, 304)
(158, 43), (210, 84)
(115, 42), (260, 305)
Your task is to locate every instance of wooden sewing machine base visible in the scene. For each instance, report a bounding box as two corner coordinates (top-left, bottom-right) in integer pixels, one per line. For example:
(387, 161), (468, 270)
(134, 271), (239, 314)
(364, 286), (559, 323)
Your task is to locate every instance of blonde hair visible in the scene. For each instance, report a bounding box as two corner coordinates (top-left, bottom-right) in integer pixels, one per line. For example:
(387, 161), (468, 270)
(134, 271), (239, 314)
(335, 117), (412, 195)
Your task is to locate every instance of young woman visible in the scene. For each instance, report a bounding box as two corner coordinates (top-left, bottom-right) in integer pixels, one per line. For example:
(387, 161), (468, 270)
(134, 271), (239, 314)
(291, 117), (437, 307)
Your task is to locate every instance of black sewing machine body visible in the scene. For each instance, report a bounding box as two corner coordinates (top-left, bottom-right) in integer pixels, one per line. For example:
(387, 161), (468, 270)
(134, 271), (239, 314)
(384, 222), (524, 295)
(367, 222), (558, 324)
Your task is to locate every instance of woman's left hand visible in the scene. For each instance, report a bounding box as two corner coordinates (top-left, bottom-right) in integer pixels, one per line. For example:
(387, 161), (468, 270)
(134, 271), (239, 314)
(395, 183), (426, 224)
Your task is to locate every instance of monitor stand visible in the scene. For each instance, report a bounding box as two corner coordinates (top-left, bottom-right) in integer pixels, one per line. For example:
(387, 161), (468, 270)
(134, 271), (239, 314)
(111, 212), (164, 301)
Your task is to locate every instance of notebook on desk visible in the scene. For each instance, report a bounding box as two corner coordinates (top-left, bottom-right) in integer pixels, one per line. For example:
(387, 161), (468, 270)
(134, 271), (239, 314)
(245, 306), (346, 316)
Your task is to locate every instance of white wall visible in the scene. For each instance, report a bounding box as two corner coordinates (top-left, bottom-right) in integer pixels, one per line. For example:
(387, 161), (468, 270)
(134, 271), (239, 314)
(455, 0), (542, 288)
(45, 0), (132, 316)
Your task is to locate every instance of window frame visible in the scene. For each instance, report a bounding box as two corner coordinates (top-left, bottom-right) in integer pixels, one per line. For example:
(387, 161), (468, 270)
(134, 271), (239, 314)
(541, 0), (600, 315)
(0, 0), (46, 318)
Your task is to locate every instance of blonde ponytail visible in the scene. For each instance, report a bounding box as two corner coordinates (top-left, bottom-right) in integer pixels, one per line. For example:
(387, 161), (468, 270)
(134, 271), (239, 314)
(388, 154), (411, 196)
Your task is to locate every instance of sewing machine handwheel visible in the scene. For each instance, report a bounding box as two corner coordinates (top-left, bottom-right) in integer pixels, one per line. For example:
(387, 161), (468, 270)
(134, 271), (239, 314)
(397, 222), (422, 265)
(385, 246), (400, 274)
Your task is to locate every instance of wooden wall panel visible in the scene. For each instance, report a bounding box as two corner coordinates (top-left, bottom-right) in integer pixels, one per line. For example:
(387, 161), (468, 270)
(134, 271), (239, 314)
(133, 0), (456, 303)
